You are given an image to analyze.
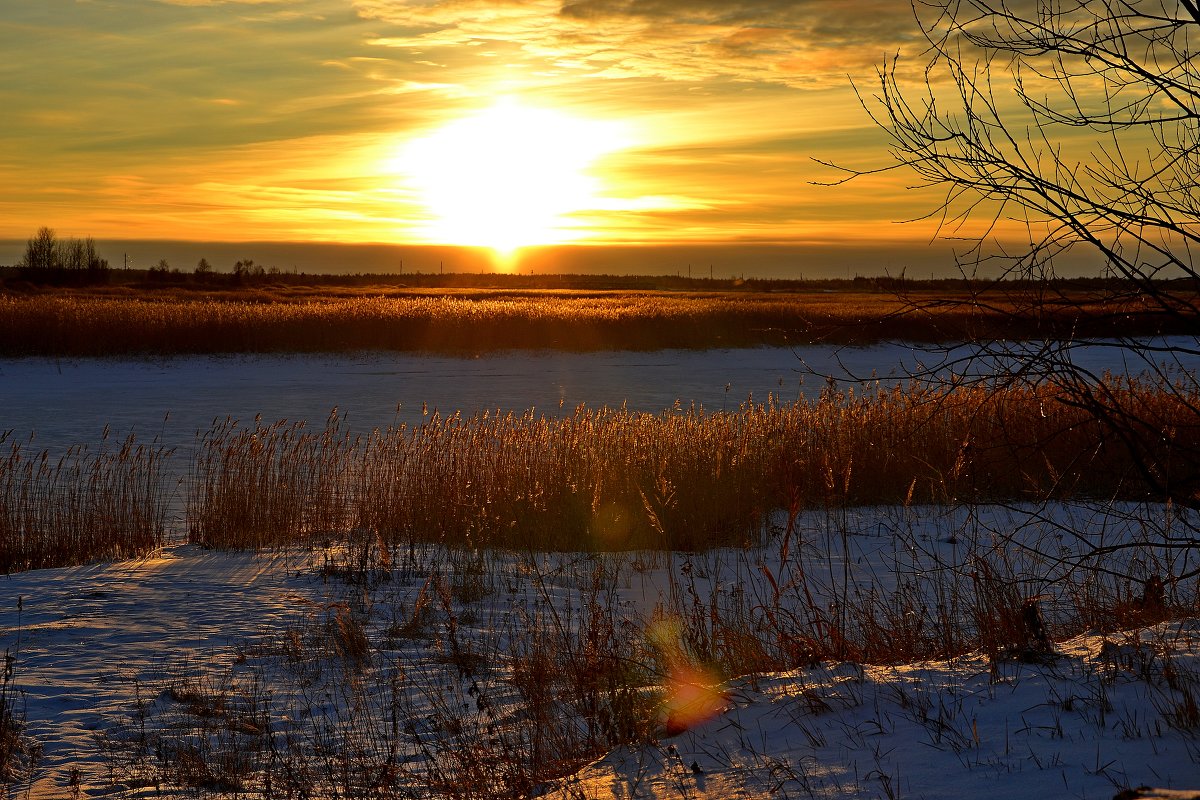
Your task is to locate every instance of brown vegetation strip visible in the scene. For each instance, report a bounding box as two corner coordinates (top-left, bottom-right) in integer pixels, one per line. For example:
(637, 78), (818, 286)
(186, 378), (1200, 553)
(0, 286), (1194, 355)
(4, 376), (1196, 571)
(0, 433), (172, 573)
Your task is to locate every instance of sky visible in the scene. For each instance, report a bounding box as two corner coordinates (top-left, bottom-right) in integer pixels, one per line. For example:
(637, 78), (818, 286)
(0, 1), (1021, 274)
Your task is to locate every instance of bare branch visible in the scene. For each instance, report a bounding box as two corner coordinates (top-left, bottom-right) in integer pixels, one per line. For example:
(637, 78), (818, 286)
(827, 0), (1200, 559)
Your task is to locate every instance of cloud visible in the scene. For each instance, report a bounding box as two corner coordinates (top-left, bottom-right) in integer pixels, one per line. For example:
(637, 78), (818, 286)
(0, 0), (936, 246)
(0, 0), (412, 154)
(352, 0), (919, 88)
(151, 0), (289, 5)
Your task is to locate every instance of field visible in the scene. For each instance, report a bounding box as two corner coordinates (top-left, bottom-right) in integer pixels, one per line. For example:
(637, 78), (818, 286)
(1, 280), (1199, 798)
(1, 278), (1197, 355)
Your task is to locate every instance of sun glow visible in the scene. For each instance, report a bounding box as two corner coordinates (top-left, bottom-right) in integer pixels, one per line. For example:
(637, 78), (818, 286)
(396, 98), (629, 259)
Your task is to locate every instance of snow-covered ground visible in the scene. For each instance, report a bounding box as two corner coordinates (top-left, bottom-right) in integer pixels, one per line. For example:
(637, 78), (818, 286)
(555, 627), (1200, 800)
(2, 504), (1197, 799)
(3, 344), (1199, 797)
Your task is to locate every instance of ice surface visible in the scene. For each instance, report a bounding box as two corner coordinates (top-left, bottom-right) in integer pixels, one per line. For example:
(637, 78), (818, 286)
(3, 339), (1195, 454)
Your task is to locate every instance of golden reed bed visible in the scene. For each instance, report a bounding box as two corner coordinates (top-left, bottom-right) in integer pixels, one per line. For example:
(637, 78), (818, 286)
(4, 378), (1196, 571)
(1, 283), (1194, 355)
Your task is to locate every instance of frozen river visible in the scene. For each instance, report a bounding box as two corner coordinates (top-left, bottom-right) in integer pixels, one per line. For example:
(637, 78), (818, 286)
(2, 347), (817, 451)
(2, 340), (1197, 453)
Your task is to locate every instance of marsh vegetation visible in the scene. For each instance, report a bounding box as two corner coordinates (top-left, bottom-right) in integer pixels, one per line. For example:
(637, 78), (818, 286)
(0, 281), (1195, 356)
(1, 376), (1196, 572)
(13, 504), (1199, 798)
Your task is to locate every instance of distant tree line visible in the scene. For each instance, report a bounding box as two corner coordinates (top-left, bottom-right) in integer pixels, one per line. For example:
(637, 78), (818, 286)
(146, 257), (282, 285)
(18, 226), (110, 285)
(4, 228), (299, 288)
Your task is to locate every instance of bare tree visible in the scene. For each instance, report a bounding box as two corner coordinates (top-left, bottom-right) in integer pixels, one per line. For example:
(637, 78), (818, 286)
(83, 237), (108, 280)
(862, 1), (1199, 289)
(19, 229), (107, 283)
(58, 237), (89, 272)
(830, 1), (1200, 588)
(21, 227), (58, 273)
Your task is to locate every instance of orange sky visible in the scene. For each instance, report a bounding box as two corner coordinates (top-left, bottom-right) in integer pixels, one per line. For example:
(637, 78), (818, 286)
(0, 1), (1043, 270)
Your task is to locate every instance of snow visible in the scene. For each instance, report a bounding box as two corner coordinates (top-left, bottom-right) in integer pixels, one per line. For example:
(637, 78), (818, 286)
(1, 504), (1197, 799)
(2, 547), (306, 797)
(0, 348), (816, 454)
(554, 631), (1200, 799)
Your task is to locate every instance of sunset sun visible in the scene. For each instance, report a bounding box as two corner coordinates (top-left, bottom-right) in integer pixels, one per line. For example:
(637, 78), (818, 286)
(396, 98), (628, 259)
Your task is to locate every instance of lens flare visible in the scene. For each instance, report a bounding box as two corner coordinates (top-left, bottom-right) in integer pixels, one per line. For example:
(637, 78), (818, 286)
(663, 663), (728, 735)
(648, 616), (729, 735)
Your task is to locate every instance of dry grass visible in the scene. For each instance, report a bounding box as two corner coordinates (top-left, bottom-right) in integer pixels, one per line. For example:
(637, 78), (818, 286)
(0, 432), (173, 573)
(104, 550), (667, 798)
(186, 376), (1200, 555)
(0, 286), (1190, 355)
(99, 505), (1200, 798)
(1, 601), (39, 787)
(3, 374), (1193, 573)
(0, 654), (28, 785)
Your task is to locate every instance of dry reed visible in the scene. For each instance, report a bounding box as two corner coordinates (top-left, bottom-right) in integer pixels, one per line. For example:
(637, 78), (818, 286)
(1, 600), (39, 785)
(1, 287), (1187, 356)
(3, 375), (1194, 571)
(187, 413), (356, 550)
(186, 376), (1200, 555)
(0, 432), (172, 573)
